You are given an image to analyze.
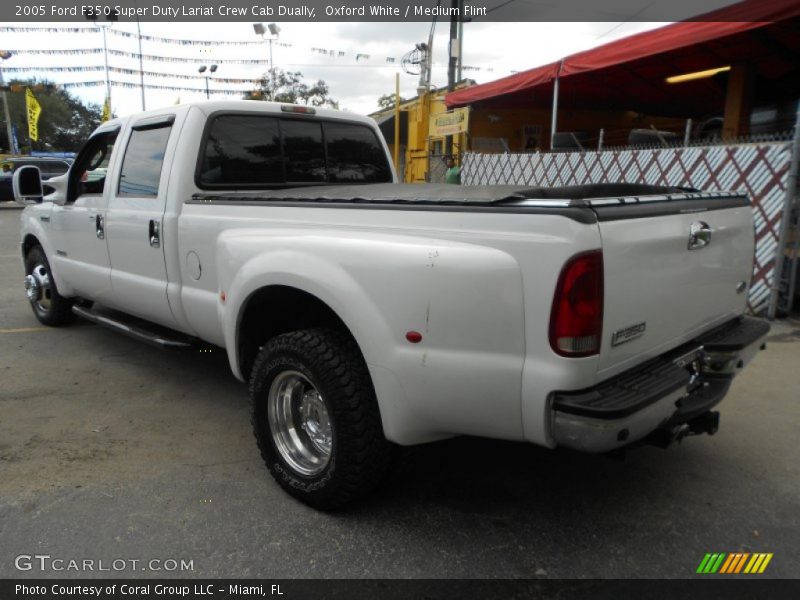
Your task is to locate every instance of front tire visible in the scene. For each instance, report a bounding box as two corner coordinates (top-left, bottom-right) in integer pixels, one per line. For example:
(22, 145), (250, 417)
(23, 245), (74, 326)
(250, 328), (393, 510)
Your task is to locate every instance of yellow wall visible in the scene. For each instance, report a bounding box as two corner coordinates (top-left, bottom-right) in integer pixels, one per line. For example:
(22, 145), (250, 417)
(402, 89), (468, 183)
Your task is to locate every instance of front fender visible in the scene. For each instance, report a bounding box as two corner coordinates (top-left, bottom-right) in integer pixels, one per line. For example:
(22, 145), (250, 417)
(19, 204), (70, 292)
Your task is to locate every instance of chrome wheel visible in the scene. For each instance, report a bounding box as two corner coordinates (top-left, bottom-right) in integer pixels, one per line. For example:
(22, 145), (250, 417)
(267, 370), (333, 477)
(24, 264), (52, 315)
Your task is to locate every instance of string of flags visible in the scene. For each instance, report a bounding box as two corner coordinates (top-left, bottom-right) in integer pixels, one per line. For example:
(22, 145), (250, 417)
(108, 28), (265, 46)
(4, 55), (495, 75)
(4, 65), (261, 86)
(9, 48), (268, 65)
(0, 26), (497, 72)
(0, 26), (95, 34)
(62, 80), (247, 95)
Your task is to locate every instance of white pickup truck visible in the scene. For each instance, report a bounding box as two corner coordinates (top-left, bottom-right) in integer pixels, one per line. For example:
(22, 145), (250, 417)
(15, 101), (769, 509)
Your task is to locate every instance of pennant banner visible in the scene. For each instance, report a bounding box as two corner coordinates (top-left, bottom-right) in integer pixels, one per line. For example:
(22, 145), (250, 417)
(61, 80), (249, 95)
(0, 27), (496, 71)
(0, 26), (95, 34)
(6, 65), (261, 85)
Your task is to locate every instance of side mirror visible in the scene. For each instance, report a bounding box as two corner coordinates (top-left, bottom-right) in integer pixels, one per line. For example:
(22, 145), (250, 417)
(12, 166), (43, 205)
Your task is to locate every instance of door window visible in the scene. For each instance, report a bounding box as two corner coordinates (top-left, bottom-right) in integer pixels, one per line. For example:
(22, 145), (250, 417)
(118, 125), (172, 197)
(67, 131), (119, 204)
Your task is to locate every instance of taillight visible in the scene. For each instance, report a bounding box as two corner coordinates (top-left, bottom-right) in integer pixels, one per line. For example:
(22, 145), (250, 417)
(549, 250), (604, 357)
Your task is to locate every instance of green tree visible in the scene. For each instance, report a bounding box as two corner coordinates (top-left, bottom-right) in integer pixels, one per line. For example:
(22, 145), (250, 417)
(1, 78), (103, 153)
(245, 68), (339, 108)
(377, 93), (408, 111)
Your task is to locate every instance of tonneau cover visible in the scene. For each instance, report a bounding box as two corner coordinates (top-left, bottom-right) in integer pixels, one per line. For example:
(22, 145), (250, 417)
(193, 182), (694, 205)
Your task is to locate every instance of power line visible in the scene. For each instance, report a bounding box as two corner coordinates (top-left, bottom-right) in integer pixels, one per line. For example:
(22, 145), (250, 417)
(485, 0), (519, 16)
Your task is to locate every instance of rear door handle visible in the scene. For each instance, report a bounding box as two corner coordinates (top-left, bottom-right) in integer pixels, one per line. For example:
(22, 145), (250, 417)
(149, 219), (160, 248)
(95, 214), (105, 239)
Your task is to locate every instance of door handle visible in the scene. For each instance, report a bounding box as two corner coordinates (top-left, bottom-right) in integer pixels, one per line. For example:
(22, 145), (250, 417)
(95, 214), (105, 239)
(149, 219), (160, 248)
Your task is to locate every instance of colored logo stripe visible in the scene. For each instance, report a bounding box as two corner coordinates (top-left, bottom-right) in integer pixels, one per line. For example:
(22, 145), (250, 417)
(745, 553), (773, 574)
(720, 553), (749, 573)
(697, 553), (726, 573)
(697, 553), (773, 574)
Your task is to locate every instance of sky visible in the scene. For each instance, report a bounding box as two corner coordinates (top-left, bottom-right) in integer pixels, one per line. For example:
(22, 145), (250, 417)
(0, 20), (668, 118)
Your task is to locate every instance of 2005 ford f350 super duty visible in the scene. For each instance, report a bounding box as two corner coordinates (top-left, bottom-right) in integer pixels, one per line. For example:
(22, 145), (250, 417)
(15, 101), (769, 509)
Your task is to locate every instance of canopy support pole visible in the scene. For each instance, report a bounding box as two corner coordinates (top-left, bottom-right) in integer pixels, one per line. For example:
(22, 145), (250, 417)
(768, 99), (800, 319)
(550, 60), (564, 151)
(394, 73), (400, 174)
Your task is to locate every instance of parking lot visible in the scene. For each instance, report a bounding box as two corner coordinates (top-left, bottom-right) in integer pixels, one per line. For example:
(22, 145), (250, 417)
(1, 202), (798, 579)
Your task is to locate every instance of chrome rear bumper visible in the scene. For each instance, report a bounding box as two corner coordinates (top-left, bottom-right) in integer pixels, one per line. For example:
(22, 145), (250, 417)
(551, 316), (769, 453)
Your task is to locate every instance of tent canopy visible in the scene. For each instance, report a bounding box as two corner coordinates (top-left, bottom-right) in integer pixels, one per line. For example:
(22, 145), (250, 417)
(445, 0), (800, 117)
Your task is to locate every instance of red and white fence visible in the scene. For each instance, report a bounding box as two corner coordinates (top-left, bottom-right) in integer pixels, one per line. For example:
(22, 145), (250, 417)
(462, 142), (795, 313)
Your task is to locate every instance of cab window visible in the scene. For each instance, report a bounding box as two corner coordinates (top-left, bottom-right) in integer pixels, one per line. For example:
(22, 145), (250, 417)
(198, 114), (392, 189)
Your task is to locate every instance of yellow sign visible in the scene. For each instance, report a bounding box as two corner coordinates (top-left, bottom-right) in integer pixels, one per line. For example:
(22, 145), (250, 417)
(25, 88), (42, 142)
(102, 97), (111, 122)
(429, 107), (470, 137)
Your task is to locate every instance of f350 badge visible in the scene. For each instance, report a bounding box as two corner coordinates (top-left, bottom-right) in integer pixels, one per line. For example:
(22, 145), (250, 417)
(611, 322), (646, 347)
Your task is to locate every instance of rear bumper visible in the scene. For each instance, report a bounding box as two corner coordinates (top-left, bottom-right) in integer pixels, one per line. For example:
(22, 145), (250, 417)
(551, 316), (770, 453)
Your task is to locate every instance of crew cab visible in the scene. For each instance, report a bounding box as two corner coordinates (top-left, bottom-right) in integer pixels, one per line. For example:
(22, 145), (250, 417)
(15, 101), (769, 509)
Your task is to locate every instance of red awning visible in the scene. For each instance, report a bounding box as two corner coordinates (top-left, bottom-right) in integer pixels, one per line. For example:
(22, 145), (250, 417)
(445, 61), (561, 108)
(445, 0), (800, 110)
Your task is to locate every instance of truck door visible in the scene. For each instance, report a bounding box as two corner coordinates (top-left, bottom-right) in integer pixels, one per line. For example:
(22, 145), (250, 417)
(105, 114), (176, 328)
(49, 126), (120, 301)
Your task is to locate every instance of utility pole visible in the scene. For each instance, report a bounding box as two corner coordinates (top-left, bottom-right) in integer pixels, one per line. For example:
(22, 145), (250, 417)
(445, 0), (462, 157)
(86, 12), (116, 119)
(0, 51), (14, 154)
(198, 65), (217, 100)
(101, 26), (111, 110)
(135, 3), (146, 110)
(253, 23), (280, 100)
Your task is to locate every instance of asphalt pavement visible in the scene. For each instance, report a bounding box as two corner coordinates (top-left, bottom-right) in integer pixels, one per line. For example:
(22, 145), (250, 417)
(1, 202), (798, 579)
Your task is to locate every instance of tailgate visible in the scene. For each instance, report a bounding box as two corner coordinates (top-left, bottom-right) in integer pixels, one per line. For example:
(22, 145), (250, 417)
(592, 193), (754, 377)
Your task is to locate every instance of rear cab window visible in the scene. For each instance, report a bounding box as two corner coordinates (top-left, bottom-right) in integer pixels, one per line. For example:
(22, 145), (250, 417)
(197, 113), (391, 189)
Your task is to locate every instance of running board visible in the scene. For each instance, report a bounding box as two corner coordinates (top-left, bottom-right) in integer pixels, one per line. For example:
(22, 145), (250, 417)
(72, 305), (194, 349)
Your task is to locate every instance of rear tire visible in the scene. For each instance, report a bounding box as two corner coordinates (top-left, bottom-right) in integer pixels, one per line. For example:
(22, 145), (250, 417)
(23, 245), (74, 326)
(250, 328), (393, 510)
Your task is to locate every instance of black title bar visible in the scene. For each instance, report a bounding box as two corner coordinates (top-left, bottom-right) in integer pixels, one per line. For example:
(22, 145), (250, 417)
(1, 0), (779, 23)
